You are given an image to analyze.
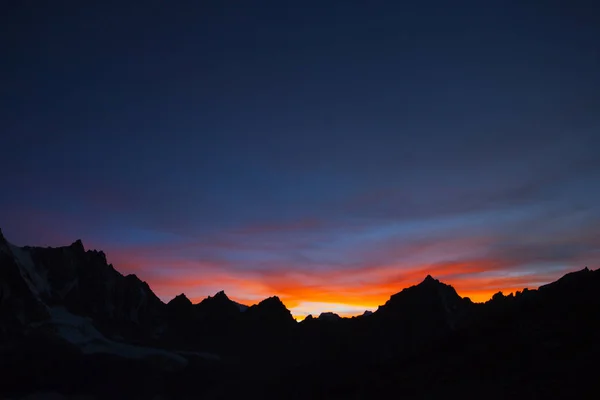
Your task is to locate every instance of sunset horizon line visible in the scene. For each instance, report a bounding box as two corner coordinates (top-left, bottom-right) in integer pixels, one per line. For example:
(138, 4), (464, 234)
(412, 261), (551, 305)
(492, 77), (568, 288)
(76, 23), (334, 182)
(3, 226), (589, 320)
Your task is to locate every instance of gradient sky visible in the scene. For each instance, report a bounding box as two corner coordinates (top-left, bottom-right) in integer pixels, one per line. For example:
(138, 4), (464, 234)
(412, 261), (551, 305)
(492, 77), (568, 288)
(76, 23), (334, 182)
(2, 1), (599, 318)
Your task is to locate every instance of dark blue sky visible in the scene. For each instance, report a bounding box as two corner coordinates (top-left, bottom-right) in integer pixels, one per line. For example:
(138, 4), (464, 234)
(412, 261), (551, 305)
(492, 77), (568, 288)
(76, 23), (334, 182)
(2, 1), (599, 316)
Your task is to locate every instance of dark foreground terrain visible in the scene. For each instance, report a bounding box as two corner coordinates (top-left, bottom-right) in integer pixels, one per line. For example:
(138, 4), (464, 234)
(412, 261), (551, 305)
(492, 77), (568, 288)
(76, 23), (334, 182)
(1, 228), (599, 399)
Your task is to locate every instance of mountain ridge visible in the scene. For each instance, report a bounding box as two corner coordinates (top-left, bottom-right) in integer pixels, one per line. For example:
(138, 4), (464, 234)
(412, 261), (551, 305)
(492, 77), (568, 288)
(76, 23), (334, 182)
(1, 232), (593, 322)
(2, 230), (599, 399)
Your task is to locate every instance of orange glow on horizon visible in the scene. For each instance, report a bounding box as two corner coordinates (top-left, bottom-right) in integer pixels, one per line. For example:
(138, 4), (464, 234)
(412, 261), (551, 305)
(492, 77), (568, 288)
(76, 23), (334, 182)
(153, 264), (571, 319)
(100, 242), (587, 319)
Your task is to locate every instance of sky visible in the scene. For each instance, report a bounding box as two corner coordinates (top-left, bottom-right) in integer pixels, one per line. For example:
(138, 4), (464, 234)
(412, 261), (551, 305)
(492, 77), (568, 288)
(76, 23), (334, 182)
(2, 1), (599, 318)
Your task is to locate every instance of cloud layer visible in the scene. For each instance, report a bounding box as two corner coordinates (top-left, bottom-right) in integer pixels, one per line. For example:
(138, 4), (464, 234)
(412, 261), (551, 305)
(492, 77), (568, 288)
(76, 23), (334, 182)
(2, 1), (599, 318)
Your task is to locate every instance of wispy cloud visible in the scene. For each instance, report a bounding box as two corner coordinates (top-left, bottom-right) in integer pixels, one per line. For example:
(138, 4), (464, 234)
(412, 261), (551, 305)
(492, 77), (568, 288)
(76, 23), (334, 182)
(1, 135), (599, 317)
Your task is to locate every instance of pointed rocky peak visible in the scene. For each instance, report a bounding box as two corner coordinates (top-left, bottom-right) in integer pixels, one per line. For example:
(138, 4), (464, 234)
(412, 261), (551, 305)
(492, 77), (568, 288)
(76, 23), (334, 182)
(86, 249), (107, 265)
(539, 267), (597, 293)
(196, 290), (241, 317)
(213, 290), (229, 300)
(246, 296), (295, 325)
(486, 291), (511, 305)
(259, 295), (284, 307)
(199, 290), (235, 307)
(416, 274), (447, 291)
(168, 293), (192, 307)
(303, 314), (314, 322)
(255, 296), (294, 315)
(318, 312), (342, 321)
(386, 275), (459, 304)
(70, 239), (85, 253)
(362, 310), (373, 317)
(564, 266), (592, 277)
(167, 293), (194, 321)
(376, 275), (469, 326)
(201, 290), (233, 304)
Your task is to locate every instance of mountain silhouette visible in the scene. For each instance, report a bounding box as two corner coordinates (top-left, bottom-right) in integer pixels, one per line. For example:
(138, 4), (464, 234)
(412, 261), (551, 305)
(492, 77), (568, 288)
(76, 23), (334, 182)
(377, 274), (473, 325)
(318, 312), (342, 321)
(245, 296), (295, 326)
(1, 231), (599, 399)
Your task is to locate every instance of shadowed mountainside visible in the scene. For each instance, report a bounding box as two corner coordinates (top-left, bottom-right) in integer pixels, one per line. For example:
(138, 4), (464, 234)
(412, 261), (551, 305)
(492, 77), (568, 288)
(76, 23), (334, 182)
(1, 230), (599, 399)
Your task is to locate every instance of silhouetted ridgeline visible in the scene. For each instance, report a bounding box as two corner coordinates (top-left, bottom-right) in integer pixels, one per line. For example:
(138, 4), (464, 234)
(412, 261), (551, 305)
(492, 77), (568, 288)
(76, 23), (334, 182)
(1, 230), (599, 399)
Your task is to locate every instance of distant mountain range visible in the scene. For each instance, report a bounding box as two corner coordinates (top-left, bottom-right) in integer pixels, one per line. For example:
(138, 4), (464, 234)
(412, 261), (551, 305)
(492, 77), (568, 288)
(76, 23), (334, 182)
(1, 228), (599, 399)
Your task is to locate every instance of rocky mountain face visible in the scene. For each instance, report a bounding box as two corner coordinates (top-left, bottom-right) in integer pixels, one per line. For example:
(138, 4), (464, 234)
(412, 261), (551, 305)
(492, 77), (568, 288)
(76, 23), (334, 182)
(0, 229), (49, 340)
(0, 230), (166, 344)
(244, 295), (296, 328)
(1, 230), (599, 399)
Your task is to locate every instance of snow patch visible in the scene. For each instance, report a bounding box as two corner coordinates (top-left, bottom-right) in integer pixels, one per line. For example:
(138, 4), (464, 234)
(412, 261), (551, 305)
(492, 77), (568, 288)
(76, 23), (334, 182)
(9, 244), (51, 299)
(43, 307), (189, 369)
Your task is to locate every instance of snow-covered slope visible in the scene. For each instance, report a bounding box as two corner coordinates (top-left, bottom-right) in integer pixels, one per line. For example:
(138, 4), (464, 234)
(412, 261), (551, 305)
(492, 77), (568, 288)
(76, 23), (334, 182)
(8, 244), (51, 299)
(37, 306), (189, 371)
(1, 232), (167, 343)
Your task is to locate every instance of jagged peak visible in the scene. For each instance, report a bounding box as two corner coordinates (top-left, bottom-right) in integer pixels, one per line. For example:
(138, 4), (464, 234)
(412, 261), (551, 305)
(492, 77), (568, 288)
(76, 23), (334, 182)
(318, 312), (342, 321)
(259, 295), (284, 306)
(570, 266), (591, 275)
(168, 293), (192, 306)
(299, 314), (314, 323)
(382, 274), (448, 298)
(555, 266), (592, 281)
(70, 239), (85, 252)
(197, 290), (237, 309)
(422, 274), (439, 284)
(381, 274), (462, 312)
(85, 249), (108, 266)
(539, 266), (595, 292)
(246, 296), (295, 324)
(251, 296), (291, 314)
(213, 290), (229, 300)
